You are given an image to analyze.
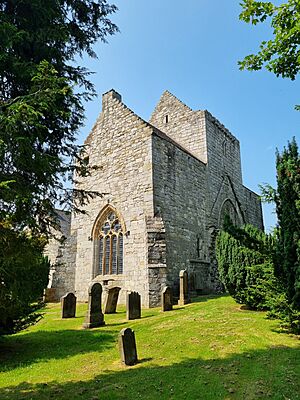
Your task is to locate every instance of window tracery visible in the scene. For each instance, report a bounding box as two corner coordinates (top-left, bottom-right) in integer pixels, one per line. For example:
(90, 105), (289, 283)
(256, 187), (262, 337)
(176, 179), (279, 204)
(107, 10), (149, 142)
(96, 211), (124, 275)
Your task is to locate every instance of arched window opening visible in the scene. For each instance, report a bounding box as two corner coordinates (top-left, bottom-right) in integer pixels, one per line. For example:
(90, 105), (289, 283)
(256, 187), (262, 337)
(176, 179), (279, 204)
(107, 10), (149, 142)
(219, 199), (241, 228)
(96, 211), (124, 275)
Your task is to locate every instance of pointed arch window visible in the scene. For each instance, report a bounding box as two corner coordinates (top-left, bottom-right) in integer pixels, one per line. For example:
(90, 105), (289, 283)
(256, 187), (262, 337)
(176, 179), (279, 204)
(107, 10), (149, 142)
(219, 199), (241, 227)
(96, 211), (124, 275)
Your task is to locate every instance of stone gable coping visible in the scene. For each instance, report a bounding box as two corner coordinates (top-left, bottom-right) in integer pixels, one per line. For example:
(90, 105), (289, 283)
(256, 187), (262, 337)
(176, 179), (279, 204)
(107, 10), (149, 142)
(243, 185), (260, 198)
(149, 90), (193, 122)
(84, 89), (206, 166)
(204, 110), (239, 144)
(150, 90), (239, 145)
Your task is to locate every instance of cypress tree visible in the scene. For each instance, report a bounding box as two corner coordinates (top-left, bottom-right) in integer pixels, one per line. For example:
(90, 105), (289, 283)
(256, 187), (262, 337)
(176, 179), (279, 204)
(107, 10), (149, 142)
(274, 137), (300, 308)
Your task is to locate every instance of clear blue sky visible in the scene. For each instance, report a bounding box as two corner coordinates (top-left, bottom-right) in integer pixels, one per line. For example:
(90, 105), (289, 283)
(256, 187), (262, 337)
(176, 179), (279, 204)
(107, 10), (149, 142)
(79, 0), (300, 232)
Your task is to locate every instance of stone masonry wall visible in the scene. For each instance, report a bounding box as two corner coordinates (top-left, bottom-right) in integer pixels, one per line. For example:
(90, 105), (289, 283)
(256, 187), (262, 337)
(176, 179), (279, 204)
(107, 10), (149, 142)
(46, 89), (264, 307)
(146, 215), (168, 306)
(204, 112), (263, 290)
(44, 211), (77, 300)
(149, 91), (207, 163)
(204, 112), (262, 230)
(243, 186), (264, 230)
(71, 90), (155, 307)
(152, 132), (209, 297)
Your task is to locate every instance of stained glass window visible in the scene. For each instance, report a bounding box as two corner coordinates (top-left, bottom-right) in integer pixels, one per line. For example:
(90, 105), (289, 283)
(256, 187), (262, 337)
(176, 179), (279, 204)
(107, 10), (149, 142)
(96, 210), (124, 275)
(99, 237), (103, 274)
(118, 234), (123, 274)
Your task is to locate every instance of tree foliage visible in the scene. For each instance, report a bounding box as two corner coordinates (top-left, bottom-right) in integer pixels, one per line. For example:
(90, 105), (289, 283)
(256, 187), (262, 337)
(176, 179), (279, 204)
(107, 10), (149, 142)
(216, 220), (279, 310)
(274, 137), (300, 308)
(239, 0), (300, 81)
(217, 139), (300, 333)
(0, 0), (118, 234)
(0, 225), (50, 335)
(0, 0), (118, 334)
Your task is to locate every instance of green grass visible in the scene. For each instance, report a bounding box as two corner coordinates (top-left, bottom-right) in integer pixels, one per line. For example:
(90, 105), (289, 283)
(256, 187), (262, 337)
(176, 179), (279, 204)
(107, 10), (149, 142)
(0, 295), (299, 400)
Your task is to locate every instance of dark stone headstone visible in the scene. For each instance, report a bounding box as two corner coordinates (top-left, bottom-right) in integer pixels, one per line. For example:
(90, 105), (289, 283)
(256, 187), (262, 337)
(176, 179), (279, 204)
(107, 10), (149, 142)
(119, 328), (138, 366)
(61, 292), (76, 318)
(104, 287), (121, 314)
(83, 282), (105, 329)
(126, 291), (141, 320)
(178, 269), (190, 306)
(162, 286), (173, 311)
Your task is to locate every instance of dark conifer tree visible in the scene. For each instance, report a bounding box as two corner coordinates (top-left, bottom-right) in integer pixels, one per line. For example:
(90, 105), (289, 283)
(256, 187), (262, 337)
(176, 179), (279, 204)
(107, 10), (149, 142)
(274, 138), (300, 308)
(0, 0), (118, 334)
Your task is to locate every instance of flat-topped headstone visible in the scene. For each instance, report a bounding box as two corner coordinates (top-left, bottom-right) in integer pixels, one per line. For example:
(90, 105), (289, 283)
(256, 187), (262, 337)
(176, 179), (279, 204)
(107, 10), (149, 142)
(119, 327), (138, 366)
(44, 288), (57, 302)
(178, 269), (190, 306)
(61, 292), (76, 318)
(162, 286), (173, 311)
(104, 287), (121, 314)
(126, 291), (141, 320)
(83, 282), (105, 328)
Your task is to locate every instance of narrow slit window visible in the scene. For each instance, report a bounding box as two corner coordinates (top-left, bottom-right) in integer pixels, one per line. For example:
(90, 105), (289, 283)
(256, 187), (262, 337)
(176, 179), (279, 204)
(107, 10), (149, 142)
(112, 235), (117, 274)
(118, 234), (123, 274)
(99, 237), (103, 274)
(105, 236), (111, 274)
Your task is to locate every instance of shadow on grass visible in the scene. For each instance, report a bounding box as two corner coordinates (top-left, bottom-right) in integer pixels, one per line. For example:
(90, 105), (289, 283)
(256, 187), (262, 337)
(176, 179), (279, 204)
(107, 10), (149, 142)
(0, 329), (116, 372)
(191, 293), (230, 304)
(0, 346), (299, 400)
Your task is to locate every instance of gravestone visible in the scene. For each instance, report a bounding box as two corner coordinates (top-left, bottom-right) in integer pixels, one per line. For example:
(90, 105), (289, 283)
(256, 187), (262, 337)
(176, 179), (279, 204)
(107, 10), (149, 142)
(162, 286), (173, 311)
(104, 287), (121, 314)
(119, 327), (138, 366)
(178, 269), (190, 306)
(44, 288), (57, 302)
(61, 292), (76, 318)
(82, 282), (105, 328)
(126, 291), (141, 320)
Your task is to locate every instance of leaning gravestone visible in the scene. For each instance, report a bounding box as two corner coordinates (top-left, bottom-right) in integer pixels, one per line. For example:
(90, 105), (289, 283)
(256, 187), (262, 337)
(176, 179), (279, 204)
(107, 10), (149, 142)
(104, 287), (121, 314)
(162, 286), (173, 311)
(126, 291), (141, 320)
(82, 282), (105, 328)
(178, 269), (191, 306)
(119, 327), (138, 366)
(61, 292), (76, 318)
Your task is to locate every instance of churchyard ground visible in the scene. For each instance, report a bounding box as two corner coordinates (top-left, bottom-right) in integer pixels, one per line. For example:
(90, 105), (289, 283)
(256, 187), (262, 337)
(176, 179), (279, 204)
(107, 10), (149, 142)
(0, 295), (299, 399)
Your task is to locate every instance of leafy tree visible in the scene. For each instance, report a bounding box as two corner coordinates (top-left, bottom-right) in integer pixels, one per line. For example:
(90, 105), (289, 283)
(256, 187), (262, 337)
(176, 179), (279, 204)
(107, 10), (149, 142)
(0, 0), (118, 334)
(239, 0), (300, 81)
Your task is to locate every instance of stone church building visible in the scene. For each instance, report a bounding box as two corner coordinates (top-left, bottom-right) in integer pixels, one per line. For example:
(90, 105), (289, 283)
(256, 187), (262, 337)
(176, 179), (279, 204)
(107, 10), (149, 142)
(46, 89), (264, 307)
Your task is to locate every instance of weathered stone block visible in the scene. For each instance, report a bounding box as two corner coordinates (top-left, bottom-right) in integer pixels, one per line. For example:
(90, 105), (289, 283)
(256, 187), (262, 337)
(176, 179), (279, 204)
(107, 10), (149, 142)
(178, 269), (190, 306)
(162, 286), (173, 311)
(104, 287), (121, 314)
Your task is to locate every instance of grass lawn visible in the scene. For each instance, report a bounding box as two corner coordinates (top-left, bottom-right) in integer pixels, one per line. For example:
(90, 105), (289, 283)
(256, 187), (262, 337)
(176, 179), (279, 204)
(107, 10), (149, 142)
(0, 295), (299, 400)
